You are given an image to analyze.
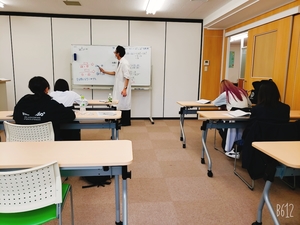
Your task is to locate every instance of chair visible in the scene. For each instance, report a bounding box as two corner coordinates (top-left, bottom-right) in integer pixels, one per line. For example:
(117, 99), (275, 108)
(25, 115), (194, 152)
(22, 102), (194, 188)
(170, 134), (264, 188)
(233, 140), (255, 190)
(3, 121), (55, 142)
(236, 120), (300, 190)
(0, 161), (74, 225)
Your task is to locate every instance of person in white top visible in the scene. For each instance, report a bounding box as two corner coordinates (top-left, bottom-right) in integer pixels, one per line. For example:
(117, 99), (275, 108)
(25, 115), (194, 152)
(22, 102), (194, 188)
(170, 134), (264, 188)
(50, 79), (82, 108)
(99, 45), (131, 126)
(212, 79), (252, 158)
(49, 79), (83, 140)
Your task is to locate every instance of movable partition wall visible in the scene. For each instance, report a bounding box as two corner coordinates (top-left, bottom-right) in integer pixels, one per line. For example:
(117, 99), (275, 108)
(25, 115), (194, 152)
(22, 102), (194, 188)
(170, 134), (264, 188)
(0, 15), (202, 118)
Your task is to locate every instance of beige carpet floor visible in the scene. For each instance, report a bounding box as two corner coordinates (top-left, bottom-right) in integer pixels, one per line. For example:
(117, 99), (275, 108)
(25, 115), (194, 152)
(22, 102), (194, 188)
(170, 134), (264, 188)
(3, 119), (299, 225)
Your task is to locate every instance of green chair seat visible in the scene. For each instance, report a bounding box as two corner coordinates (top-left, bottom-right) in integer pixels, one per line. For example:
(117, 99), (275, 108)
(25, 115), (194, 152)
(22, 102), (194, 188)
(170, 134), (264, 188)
(0, 184), (70, 225)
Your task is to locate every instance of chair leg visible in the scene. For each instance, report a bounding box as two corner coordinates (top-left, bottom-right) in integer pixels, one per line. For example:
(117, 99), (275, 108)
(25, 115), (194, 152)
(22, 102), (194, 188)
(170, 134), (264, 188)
(70, 185), (74, 225)
(281, 175), (296, 190)
(213, 129), (223, 152)
(58, 203), (62, 225)
(233, 144), (255, 190)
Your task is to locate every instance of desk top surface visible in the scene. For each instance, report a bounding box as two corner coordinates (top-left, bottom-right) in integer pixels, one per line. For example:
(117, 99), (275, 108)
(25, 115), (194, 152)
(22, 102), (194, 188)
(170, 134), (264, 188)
(197, 111), (249, 120)
(177, 101), (216, 107)
(0, 140), (132, 168)
(290, 110), (300, 119)
(198, 110), (300, 120)
(87, 99), (118, 105)
(252, 141), (300, 168)
(74, 110), (121, 120)
(0, 110), (121, 121)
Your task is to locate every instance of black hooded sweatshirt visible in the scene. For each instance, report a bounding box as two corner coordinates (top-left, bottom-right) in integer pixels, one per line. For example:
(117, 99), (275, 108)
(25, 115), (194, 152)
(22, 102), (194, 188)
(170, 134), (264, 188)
(13, 94), (76, 140)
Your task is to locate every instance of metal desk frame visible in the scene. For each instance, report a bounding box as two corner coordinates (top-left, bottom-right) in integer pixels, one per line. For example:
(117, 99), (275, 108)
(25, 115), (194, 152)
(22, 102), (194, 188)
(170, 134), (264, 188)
(200, 119), (248, 177)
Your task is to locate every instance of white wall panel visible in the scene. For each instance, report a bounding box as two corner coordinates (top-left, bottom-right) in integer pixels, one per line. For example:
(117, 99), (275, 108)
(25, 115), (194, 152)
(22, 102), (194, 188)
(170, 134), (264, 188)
(91, 19), (128, 101)
(0, 16), (14, 110)
(52, 18), (91, 98)
(11, 16), (53, 101)
(164, 22), (202, 117)
(130, 21), (165, 117)
(5, 15), (203, 118)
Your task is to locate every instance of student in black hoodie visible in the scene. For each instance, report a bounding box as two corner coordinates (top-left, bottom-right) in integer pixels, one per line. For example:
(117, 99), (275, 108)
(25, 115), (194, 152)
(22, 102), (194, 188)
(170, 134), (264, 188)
(13, 76), (76, 140)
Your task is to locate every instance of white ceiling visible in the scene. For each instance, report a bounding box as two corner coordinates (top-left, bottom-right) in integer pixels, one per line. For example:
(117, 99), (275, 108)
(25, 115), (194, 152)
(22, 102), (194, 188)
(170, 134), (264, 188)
(0, 0), (295, 29)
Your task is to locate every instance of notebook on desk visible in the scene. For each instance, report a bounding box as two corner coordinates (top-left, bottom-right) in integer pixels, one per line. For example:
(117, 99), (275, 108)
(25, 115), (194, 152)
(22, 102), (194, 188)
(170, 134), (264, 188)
(196, 99), (211, 104)
(227, 110), (251, 118)
(97, 112), (116, 116)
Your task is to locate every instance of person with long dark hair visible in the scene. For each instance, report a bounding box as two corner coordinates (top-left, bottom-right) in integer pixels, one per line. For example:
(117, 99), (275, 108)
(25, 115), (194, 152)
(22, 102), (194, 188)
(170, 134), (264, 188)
(244, 80), (290, 134)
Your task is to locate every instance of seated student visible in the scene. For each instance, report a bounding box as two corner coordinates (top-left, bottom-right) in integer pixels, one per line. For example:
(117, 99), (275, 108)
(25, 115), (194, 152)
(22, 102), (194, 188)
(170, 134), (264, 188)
(49, 78), (84, 108)
(212, 79), (252, 156)
(241, 81), (291, 178)
(50, 78), (84, 140)
(13, 76), (75, 141)
(243, 80), (290, 137)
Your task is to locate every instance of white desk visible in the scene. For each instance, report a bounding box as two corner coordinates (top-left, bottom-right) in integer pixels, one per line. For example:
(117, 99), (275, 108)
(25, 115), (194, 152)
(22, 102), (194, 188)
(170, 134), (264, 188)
(197, 110), (300, 178)
(0, 110), (122, 140)
(0, 140), (133, 225)
(197, 110), (249, 177)
(0, 79), (10, 111)
(252, 141), (300, 225)
(177, 101), (219, 148)
(88, 99), (118, 106)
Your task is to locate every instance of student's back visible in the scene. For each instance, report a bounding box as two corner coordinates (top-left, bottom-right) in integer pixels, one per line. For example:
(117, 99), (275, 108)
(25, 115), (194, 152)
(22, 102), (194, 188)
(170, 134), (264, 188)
(49, 79), (82, 108)
(250, 102), (290, 123)
(49, 78), (82, 140)
(13, 76), (75, 140)
(243, 80), (290, 138)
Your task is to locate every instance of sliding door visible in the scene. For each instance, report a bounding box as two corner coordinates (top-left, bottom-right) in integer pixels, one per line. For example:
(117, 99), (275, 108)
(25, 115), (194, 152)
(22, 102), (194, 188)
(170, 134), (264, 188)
(244, 16), (293, 99)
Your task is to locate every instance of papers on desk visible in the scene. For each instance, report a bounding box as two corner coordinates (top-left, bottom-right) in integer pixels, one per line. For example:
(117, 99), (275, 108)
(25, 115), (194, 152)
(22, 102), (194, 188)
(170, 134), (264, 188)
(227, 110), (251, 118)
(196, 99), (211, 104)
(97, 112), (116, 116)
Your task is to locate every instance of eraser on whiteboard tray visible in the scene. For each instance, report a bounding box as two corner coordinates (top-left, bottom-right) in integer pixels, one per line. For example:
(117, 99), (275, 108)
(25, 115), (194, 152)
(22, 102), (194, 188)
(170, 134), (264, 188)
(73, 53), (77, 61)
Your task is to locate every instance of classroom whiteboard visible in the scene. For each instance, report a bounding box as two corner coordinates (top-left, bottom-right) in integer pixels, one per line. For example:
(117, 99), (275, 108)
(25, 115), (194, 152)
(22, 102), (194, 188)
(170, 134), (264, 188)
(71, 45), (151, 86)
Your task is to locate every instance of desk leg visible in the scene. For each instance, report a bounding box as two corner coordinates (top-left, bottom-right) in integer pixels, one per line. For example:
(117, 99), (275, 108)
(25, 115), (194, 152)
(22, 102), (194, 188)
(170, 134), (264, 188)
(116, 129), (119, 140)
(201, 129), (213, 177)
(122, 178), (128, 225)
(114, 175), (121, 224)
(253, 180), (279, 225)
(179, 108), (186, 148)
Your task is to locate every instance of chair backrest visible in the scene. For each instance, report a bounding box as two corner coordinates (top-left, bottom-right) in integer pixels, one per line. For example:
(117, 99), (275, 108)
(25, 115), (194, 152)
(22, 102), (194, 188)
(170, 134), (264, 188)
(0, 161), (62, 213)
(4, 121), (55, 142)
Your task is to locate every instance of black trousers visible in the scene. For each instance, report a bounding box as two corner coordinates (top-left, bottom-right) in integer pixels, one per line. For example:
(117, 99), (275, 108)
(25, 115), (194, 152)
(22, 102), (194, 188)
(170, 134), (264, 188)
(121, 110), (131, 126)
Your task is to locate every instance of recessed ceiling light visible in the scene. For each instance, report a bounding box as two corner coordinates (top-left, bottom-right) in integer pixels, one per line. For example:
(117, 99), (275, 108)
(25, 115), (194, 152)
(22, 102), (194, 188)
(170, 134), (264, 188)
(0, 1), (4, 8)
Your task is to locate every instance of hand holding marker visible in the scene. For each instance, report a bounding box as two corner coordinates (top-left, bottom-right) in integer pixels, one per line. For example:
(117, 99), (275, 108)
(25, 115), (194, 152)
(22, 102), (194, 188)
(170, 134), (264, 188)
(96, 65), (105, 74)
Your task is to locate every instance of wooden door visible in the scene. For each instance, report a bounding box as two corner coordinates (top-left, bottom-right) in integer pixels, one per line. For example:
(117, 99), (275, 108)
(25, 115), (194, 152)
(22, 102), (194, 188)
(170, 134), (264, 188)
(243, 16), (293, 99)
(285, 14), (300, 109)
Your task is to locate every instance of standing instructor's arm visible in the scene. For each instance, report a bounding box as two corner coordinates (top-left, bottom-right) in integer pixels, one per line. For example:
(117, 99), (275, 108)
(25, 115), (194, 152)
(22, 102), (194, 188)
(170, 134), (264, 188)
(99, 67), (115, 76)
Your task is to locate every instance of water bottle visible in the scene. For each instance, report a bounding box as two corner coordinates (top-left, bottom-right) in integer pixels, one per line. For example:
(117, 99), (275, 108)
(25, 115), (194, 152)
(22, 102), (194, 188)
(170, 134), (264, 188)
(108, 93), (112, 102)
(80, 96), (86, 111)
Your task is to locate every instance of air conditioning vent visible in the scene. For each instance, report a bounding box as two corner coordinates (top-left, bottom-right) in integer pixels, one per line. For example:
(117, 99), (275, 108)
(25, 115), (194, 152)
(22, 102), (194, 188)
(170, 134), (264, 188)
(63, 1), (81, 6)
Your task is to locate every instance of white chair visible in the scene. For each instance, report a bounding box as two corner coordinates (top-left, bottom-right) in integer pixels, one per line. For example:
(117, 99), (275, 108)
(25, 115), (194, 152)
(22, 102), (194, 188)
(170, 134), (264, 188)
(3, 121), (55, 142)
(0, 161), (74, 225)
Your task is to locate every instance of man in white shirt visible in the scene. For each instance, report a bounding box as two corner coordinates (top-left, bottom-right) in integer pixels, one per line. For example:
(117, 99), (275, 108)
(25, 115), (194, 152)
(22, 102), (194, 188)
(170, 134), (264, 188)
(100, 45), (131, 126)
